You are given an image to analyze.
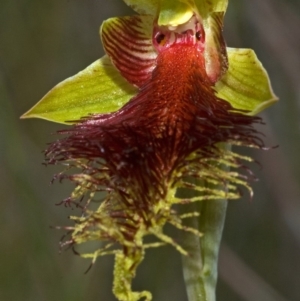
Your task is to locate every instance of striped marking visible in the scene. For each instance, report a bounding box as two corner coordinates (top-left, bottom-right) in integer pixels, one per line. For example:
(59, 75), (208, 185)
(204, 12), (228, 83)
(101, 16), (157, 88)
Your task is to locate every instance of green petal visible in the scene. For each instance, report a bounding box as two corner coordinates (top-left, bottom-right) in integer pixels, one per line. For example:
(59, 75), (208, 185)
(123, 0), (158, 15)
(195, 0), (228, 18)
(158, 0), (195, 26)
(101, 15), (157, 88)
(203, 12), (228, 83)
(21, 56), (137, 124)
(215, 48), (278, 115)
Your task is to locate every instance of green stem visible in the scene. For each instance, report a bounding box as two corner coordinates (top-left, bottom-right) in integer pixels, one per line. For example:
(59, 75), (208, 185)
(181, 199), (228, 301)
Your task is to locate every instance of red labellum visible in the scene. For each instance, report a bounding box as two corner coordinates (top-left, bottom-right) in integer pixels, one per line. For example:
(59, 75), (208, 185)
(46, 41), (262, 216)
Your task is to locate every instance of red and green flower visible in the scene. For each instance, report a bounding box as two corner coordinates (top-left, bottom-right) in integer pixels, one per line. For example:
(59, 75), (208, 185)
(22, 0), (277, 300)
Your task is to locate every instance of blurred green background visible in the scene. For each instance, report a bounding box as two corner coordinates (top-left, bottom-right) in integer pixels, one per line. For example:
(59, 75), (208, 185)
(1, 0), (299, 300)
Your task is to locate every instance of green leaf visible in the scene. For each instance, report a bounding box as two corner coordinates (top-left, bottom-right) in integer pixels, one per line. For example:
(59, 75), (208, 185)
(215, 48), (278, 115)
(21, 56), (138, 124)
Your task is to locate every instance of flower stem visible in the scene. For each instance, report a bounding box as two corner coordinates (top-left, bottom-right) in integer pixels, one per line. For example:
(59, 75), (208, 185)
(181, 198), (228, 301)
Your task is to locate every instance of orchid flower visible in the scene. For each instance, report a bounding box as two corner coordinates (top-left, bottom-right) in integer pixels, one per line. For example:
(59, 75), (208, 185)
(22, 0), (277, 301)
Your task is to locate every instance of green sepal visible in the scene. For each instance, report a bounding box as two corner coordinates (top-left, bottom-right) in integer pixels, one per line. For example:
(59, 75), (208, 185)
(21, 56), (137, 124)
(123, 0), (158, 15)
(158, 0), (195, 26)
(124, 0), (196, 27)
(215, 48), (278, 115)
(195, 0), (228, 18)
(123, 0), (228, 20)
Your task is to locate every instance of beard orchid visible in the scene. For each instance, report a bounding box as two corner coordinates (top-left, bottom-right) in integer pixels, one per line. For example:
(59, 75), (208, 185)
(22, 0), (277, 300)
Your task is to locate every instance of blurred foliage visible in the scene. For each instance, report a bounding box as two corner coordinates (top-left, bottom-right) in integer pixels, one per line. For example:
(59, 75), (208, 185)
(1, 0), (299, 300)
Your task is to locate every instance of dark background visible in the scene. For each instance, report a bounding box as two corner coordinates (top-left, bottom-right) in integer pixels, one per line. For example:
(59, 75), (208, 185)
(1, 0), (299, 300)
